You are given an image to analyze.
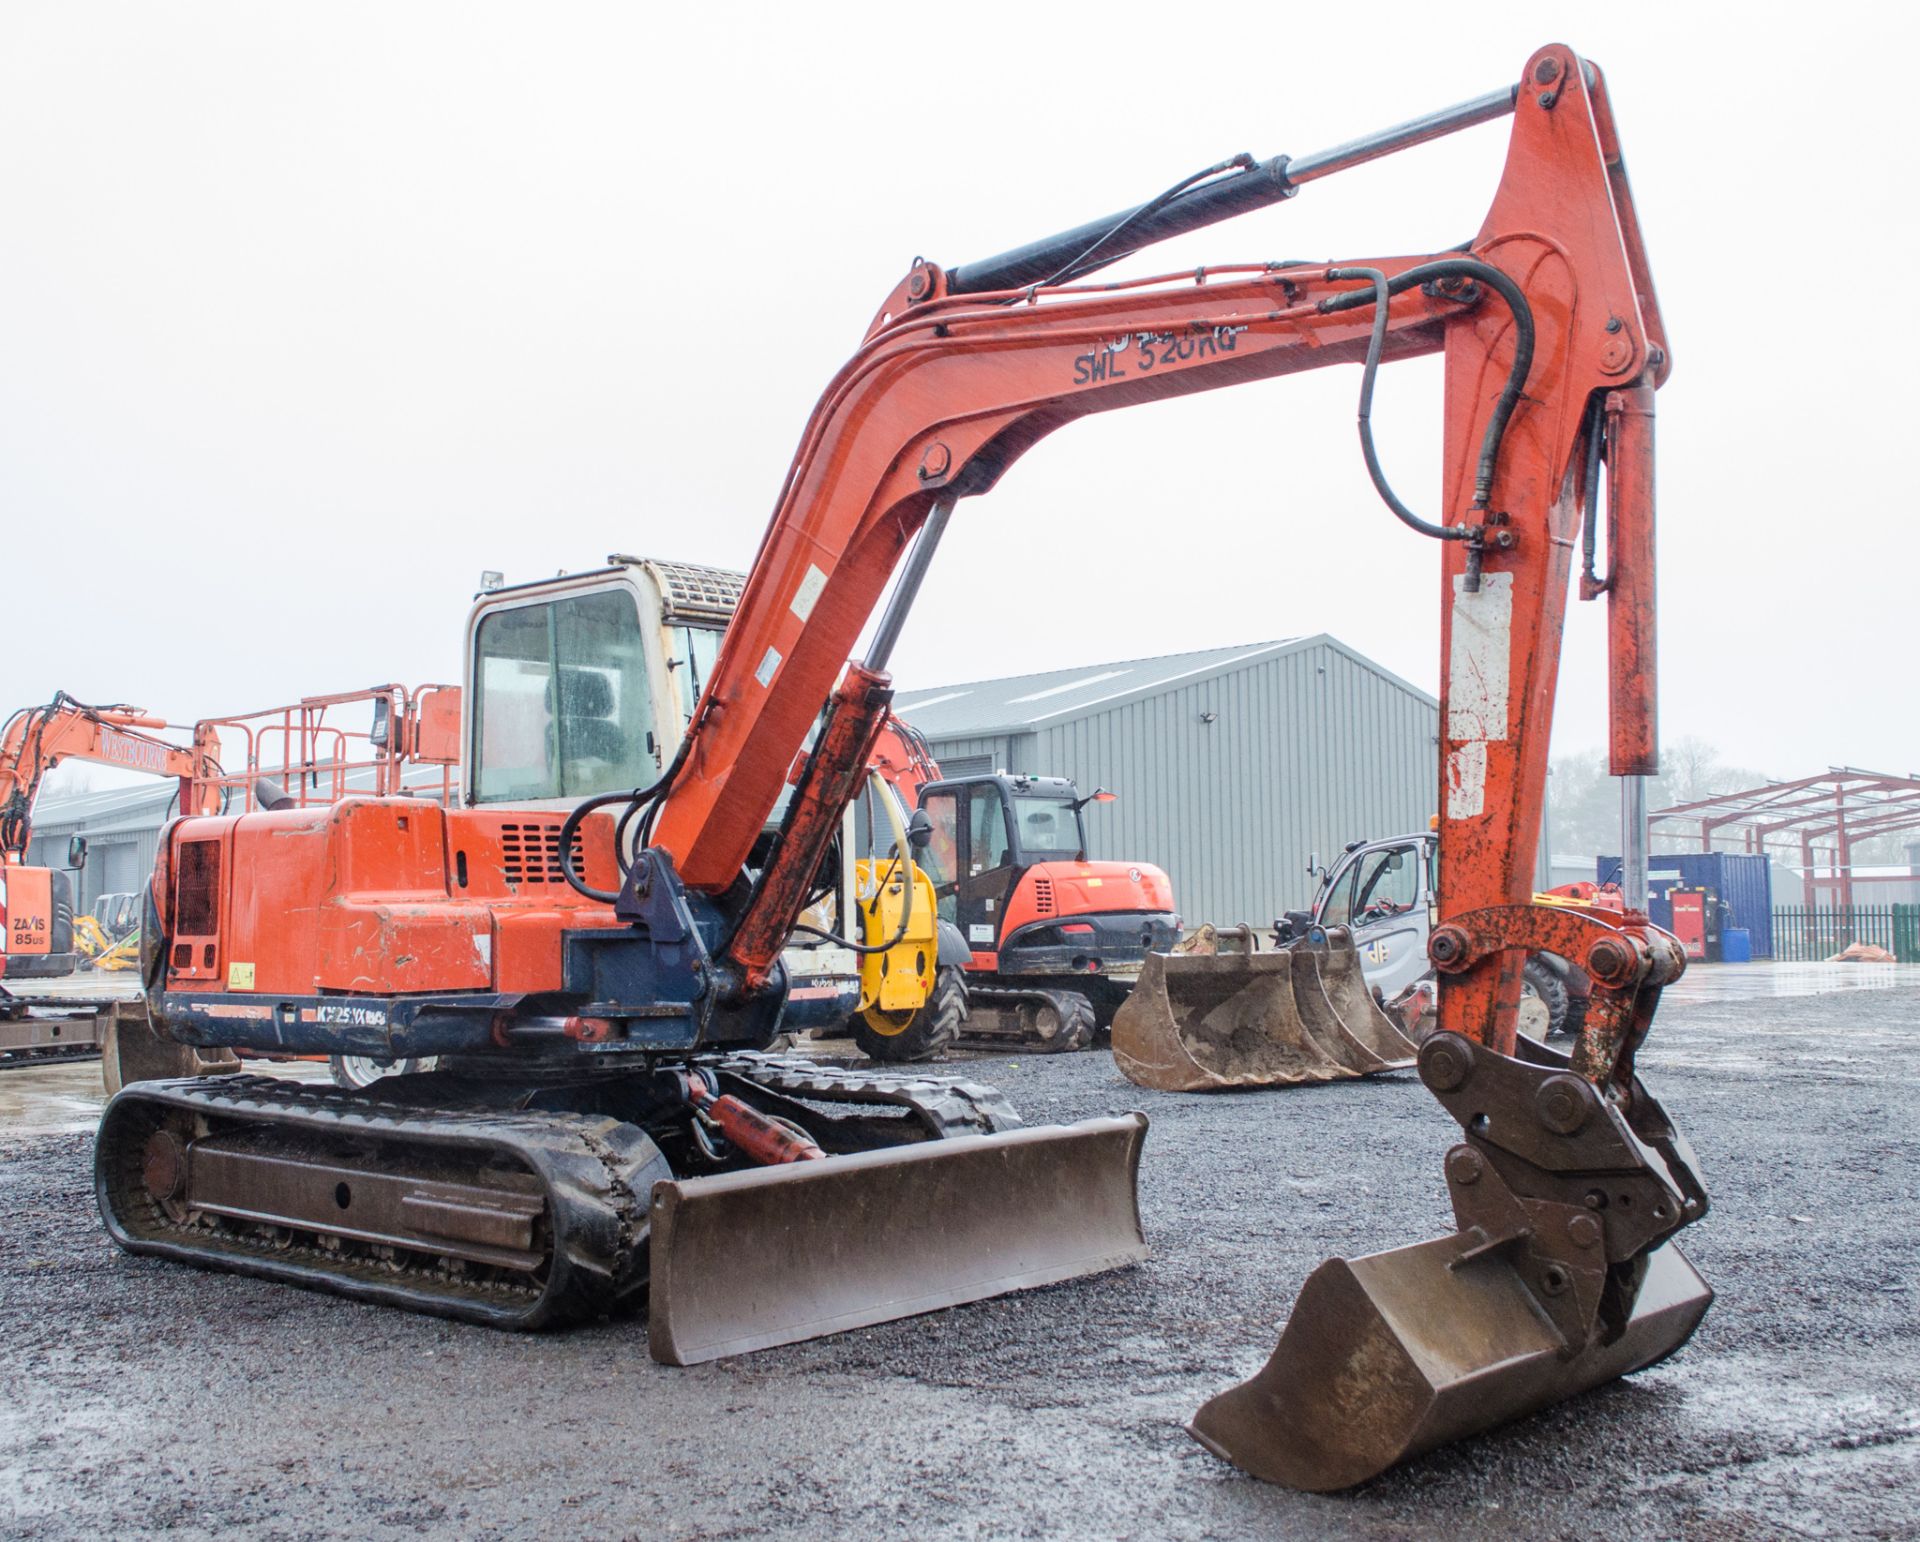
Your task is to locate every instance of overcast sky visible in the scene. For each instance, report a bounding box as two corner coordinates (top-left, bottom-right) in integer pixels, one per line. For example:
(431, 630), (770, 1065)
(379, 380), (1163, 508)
(4, 3), (1913, 796)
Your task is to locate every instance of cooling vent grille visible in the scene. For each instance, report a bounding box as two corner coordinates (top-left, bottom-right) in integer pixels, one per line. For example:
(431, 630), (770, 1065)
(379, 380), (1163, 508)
(1032, 878), (1055, 916)
(500, 823), (584, 885)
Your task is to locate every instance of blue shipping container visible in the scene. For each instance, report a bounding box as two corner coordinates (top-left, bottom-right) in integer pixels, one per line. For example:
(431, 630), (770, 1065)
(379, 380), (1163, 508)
(1598, 851), (1774, 960)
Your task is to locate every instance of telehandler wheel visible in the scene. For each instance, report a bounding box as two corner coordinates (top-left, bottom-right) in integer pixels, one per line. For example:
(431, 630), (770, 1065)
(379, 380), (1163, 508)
(854, 966), (967, 1063)
(1521, 956), (1570, 1038)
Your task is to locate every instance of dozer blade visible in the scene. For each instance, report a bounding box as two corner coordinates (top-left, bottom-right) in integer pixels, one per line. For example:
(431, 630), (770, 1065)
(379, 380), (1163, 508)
(648, 1113), (1148, 1364)
(1111, 944), (1410, 1092)
(1191, 1238), (1712, 1492)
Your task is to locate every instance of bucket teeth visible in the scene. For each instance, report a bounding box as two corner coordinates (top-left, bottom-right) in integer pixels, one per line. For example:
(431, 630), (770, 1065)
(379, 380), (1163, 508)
(1112, 933), (1416, 1092)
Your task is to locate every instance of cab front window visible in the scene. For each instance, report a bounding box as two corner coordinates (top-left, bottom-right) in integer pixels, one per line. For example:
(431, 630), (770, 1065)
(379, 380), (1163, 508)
(1011, 794), (1082, 862)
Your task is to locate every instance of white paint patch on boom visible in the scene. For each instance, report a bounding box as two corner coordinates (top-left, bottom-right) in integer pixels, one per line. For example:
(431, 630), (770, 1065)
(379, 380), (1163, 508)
(1445, 572), (1512, 820)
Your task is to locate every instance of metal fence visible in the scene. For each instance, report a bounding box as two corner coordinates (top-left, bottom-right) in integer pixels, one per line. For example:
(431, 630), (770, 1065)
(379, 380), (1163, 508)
(1771, 904), (1920, 962)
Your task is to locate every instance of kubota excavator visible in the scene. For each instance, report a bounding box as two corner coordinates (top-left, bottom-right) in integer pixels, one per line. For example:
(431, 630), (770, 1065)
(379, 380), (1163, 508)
(860, 713), (1180, 1058)
(99, 44), (1709, 1491)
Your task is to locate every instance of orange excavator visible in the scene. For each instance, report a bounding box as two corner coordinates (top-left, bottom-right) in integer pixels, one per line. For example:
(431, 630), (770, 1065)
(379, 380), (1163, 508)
(859, 713), (1179, 1057)
(98, 45), (1708, 1491)
(0, 693), (221, 983)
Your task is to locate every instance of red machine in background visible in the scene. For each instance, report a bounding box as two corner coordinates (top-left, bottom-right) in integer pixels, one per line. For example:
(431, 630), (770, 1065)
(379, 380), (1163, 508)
(861, 714), (1178, 1057)
(0, 693), (220, 989)
(99, 44), (1707, 1493)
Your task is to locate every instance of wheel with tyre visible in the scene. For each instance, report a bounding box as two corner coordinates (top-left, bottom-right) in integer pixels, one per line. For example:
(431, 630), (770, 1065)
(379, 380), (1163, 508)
(854, 965), (967, 1063)
(1020, 990), (1096, 1053)
(328, 1054), (438, 1090)
(1520, 956), (1570, 1039)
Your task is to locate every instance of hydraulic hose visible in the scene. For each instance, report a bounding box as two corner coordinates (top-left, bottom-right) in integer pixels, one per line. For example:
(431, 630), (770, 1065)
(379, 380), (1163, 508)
(789, 844), (916, 957)
(1320, 258), (1535, 542)
(1029, 153), (1258, 292)
(558, 731), (698, 905)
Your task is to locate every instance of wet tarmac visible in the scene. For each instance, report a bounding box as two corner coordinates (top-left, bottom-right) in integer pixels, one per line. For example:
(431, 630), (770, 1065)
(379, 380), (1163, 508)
(2, 971), (1915, 1539)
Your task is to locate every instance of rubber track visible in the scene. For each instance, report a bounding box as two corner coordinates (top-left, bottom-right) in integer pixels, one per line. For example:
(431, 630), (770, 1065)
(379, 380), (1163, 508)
(716, 1050), (1021, 1135)
(97, 1056), (1023, 1330)
(0, 1045), (103, 1069)
(954, 986), (1096, 1054)
(96, 1073), (665, 1330)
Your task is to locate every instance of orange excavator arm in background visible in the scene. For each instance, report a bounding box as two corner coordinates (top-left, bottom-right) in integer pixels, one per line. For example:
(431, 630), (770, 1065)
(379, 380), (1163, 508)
(650, 44), (1662, 1064)
(0, 692), (222, 863)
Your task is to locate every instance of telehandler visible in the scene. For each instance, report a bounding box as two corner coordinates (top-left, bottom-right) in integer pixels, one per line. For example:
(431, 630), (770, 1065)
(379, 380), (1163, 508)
(99, 44), (1708, 1491)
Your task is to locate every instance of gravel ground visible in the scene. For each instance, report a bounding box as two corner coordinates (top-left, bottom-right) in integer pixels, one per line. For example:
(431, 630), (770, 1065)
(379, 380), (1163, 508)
(3, 985), (1916, 1540)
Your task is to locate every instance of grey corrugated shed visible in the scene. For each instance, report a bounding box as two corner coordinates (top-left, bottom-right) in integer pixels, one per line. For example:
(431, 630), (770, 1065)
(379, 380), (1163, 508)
(894, 641), (1309, 738)
(904, 636), (1440, 928)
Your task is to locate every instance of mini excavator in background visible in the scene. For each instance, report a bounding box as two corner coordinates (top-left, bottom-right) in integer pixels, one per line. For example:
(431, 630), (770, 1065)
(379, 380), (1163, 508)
(99, 43), (1710, 1491)
(860, 713), (1180, 1058)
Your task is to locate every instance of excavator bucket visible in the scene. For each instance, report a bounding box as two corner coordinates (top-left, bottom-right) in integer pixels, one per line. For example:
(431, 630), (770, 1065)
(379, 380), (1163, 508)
(1303, 931), (1423, 1062)
(1111, 935), (1415, 1092)
(1189, 1021), (1713, 1491)
(648, 1113), (1149, 1364)
(1189, 1236), (1713, 1491)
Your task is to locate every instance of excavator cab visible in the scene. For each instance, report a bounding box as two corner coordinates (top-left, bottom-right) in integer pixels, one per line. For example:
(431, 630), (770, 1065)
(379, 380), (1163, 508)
(464, 561), (734, 809)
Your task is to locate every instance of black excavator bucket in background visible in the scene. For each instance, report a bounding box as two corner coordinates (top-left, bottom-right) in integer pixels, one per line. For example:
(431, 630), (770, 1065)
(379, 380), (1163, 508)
(1110, 930), (1416, 1092)
(1188, 1027), (1713, 1491)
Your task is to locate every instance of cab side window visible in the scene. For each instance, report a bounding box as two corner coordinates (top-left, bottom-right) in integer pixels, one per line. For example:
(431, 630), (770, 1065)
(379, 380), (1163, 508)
(968, 787), (1012, 874)
(1321, 861), (1358, 927)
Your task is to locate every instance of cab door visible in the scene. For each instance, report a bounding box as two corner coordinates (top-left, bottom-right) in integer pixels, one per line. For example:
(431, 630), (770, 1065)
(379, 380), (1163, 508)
(954, 783), (1017, 951)
(916, 781), (1018, 954)
(1321, 840), (1430, 998)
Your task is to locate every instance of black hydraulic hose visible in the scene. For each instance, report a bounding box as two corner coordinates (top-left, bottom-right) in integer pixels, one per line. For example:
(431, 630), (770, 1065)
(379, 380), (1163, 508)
(557, 731), (699, 905)
(556, 788), (646, 905)
(1320, 258), (1536, 541)
(789, 844), (916, 956)
(1028, 154), (1257, 292)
